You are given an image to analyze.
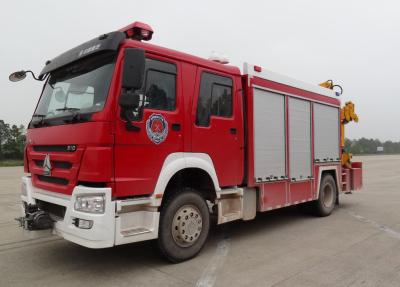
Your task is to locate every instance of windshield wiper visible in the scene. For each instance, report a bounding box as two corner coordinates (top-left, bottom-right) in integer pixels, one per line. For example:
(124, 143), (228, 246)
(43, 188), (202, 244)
(57, 107), (80, 122)
(55, 107), (87, 123)
(55, 107), (81, 112)
(32, 114), (46, 118)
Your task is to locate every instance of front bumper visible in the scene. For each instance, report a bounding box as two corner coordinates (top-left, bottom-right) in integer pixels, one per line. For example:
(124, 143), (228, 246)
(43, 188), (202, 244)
(21, 176), (159, 248)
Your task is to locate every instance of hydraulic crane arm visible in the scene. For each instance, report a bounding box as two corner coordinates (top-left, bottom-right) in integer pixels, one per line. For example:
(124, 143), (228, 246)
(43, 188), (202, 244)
(319, 81), (359, 168)
(341, 101), (359, 167)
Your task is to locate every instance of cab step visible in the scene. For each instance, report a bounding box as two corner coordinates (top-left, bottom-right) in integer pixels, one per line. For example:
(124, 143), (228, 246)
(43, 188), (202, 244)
(216, 187), (257, 224)
(121, 227), (152, 237)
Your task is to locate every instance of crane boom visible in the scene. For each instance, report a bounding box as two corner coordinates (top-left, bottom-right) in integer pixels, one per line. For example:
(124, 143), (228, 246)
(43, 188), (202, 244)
(341, 101), (359, 167)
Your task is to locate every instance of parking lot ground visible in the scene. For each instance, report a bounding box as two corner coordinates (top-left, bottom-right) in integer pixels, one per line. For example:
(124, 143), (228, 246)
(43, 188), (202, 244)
(1, 155), (400, 287)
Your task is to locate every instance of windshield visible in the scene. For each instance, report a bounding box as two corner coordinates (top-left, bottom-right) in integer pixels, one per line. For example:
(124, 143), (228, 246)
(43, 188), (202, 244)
(31, 52), (116, 127)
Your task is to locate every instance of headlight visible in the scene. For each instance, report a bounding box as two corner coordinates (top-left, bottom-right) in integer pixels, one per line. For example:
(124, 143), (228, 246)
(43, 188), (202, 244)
(74, 194), (105, 214)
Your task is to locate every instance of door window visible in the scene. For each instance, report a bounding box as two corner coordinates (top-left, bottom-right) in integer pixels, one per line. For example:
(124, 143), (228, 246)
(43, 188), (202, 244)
(144, 70), (176, 111)
(196, 72), (233, 127)
(130, 58), (177, 121)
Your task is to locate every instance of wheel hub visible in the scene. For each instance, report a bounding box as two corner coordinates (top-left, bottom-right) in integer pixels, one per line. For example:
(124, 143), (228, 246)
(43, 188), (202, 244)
(172, 205), (203, 247)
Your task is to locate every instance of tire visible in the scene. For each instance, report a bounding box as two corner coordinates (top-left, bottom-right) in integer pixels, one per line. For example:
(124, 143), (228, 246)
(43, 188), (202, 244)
(313, 174), (337, 217)
(158, 188), (210, 262)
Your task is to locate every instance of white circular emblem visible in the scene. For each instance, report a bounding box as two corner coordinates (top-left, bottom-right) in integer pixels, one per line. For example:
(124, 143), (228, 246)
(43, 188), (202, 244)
(146, 114), (168, 144)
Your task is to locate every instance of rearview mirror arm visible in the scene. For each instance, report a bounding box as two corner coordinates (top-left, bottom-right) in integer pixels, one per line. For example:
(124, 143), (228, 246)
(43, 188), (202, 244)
(25, 70), (44, 81)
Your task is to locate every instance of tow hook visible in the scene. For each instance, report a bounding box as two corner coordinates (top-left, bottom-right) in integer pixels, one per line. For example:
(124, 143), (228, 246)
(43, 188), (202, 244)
(16, 204), (53, 230)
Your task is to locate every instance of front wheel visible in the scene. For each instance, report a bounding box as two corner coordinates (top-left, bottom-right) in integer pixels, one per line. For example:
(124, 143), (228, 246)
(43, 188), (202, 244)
(313, 174), (337, 217)
(158, 189), (210, 262)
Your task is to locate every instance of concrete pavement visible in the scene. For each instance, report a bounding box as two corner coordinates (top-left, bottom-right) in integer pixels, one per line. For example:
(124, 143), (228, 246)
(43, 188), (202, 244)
(1, 155), (400, 287)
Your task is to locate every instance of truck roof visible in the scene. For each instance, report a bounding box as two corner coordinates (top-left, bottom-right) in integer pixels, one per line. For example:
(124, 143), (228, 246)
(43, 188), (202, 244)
(39, 28), (340, 107)
(124, 40), (339, 105)
(122, 39), (242, 76)
(244, 63), (338, 98)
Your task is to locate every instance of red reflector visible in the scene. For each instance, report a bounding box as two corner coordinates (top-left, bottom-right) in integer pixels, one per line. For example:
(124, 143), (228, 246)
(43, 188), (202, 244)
(254, 65), (262, 72)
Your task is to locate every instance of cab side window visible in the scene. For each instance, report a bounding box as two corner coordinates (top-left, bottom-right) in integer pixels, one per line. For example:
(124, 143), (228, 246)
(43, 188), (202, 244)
(144, 69), (176, 111)
(131, 59), (177, 121)
(196, 72), (233, 126)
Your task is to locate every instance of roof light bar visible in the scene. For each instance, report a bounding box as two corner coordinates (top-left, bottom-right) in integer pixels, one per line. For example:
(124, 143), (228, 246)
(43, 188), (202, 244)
(119, 21), (154, 41)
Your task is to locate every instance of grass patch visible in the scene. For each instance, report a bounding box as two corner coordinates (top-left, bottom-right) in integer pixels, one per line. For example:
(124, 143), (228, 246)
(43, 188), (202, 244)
(0, 159), (24, 167)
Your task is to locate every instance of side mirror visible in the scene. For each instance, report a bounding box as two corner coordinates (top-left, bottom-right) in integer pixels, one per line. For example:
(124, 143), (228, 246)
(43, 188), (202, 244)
(9, 71), (27, 82)
(122, 48), (145, 90)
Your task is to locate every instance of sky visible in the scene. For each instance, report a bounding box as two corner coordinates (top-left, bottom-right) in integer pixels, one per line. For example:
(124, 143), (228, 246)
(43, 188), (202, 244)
(1, 0), (399, 140)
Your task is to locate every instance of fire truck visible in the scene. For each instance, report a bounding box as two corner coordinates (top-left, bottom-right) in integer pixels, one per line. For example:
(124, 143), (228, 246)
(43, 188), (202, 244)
(10, 21), (362, 262)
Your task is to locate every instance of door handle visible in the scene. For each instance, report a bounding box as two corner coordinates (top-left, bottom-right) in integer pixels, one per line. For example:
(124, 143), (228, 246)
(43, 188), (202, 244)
(172, 123), (181, 131)
(230, 128), (237, 134)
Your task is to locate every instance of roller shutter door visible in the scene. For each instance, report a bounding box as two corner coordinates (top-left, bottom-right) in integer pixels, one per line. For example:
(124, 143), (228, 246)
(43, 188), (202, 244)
(314, 103), (340, 162)
(289, 98), (311, 180)
(253, 88), (286, 181)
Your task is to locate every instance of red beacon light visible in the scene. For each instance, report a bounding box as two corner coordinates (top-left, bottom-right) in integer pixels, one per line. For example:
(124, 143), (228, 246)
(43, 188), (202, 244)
(119, 21), (154, 41)
(254, 65), (262, 72)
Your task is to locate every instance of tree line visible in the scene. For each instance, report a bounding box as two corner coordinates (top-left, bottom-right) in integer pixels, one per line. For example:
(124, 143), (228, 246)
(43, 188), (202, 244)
(0, 120), (26, 160)
(345, 138), (400, 155)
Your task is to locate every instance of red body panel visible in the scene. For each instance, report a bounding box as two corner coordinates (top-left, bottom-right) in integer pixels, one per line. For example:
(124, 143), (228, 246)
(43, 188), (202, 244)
(290, 181), (313, 203)
(258, 181), (287, 211)
(181, 62), (198, 152)
(191, 67), (244, 187)
(251, 77), (341, 106)
(113, 52), (185, 197)
(350, 162), (363, 191)
(26, 122), (114, 195)
(79, 146), (113, 183)
(243, 74), (344, 209)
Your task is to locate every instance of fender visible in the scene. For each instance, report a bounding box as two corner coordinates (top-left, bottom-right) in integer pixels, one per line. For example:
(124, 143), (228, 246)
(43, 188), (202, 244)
(316, 165), (340, 199)
(150, 152), (221, 206)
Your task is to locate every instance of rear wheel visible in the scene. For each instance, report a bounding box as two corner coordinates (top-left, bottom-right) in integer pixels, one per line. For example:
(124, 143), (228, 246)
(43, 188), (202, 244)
(158, 189), (210, 262)
(313, 174), (337, 217)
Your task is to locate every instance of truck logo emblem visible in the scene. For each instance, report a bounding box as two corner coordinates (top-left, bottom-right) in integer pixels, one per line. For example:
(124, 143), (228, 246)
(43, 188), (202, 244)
(146, 114), (168, 145)
(78, 44), (101, 57)
(43, 154), (52, 176)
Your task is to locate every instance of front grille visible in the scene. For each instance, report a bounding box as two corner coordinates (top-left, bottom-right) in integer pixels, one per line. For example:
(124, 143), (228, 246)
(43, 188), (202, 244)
(33, 145), (77, 152)
(28, 144), (84, 195)
(37, 175), (69, 186)
(36, 200), (66, 219)
(34, 160), (72, 169)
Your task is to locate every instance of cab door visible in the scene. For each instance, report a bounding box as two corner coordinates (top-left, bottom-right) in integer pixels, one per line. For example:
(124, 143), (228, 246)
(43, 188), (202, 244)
(191, 69), (243, 187)
(114, 55), (184, 197)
